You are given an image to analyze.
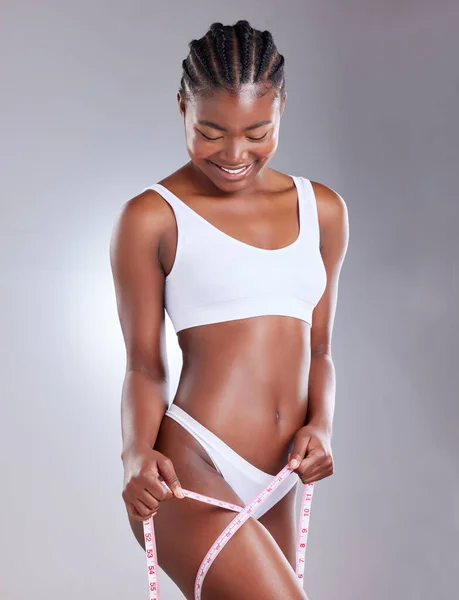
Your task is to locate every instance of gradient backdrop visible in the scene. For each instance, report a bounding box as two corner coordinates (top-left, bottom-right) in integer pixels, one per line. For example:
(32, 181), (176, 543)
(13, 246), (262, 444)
(1, 1), (458, 599)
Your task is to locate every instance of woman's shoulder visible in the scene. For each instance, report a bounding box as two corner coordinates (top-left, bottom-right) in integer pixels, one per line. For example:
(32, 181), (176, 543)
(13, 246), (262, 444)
(271, 167), (344, 206)
(273, 168), (342, 202)
(304, 179), (348, 245)
(113, 178), (181, 243)
(271, 167), (348, 237)
(122, 162), (194, 215)
(308, 180), (347, 219)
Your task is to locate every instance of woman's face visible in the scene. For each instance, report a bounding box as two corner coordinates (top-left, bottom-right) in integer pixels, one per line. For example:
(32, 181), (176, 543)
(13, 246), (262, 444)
(178, 84), (286, 192)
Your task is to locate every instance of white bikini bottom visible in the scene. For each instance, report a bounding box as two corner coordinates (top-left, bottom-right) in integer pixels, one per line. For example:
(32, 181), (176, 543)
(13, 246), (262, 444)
(164, 402), (300, 520)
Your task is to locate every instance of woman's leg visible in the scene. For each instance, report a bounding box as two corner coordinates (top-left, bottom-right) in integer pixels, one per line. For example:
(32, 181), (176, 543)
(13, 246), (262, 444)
(128, 416), (308, 600)
(259, 483), (299, 570)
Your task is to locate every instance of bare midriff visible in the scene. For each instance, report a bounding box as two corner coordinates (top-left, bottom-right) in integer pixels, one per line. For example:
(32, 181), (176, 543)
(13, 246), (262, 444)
(172, 315), (311, 476)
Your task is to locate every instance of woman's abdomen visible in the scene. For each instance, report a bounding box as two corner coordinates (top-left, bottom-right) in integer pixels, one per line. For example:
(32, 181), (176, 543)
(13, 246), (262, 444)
(174, 315), (312, 474)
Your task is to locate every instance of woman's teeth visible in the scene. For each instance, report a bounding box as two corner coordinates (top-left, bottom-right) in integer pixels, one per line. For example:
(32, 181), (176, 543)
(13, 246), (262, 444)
(209, 161), (253, 175)
(220, 165), (248, 173)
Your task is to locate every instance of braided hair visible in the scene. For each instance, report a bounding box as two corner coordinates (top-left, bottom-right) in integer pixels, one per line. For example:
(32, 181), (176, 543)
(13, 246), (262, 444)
(179, 20), (286, 102)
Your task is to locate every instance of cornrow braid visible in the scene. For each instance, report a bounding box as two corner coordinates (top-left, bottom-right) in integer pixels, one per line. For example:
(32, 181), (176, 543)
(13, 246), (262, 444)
(179, 20), (286, 102)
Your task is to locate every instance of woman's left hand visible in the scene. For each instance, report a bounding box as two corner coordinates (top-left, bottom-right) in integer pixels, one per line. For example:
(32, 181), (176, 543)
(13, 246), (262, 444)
(287, 424), (334, 484)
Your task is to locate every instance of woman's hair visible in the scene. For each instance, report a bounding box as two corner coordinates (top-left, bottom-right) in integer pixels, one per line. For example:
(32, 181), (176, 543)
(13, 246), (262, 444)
(179, 20), (286, 102)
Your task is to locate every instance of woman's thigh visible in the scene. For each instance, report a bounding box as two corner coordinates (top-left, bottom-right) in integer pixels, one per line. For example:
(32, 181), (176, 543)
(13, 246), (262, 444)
(258, 484), (299, 569)
(127, 417), (307, 600)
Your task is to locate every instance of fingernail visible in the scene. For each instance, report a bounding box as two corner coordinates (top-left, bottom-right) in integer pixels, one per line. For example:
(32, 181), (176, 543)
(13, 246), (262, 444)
(289, 459), (299, 469)
(175, 488), (185, 499)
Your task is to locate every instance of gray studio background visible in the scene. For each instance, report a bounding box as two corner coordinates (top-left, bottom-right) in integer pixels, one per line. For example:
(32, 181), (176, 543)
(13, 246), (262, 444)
(1, 1), (458, 599)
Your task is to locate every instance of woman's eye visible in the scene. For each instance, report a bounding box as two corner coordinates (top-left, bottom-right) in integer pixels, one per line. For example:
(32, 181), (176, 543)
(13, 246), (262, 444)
(198, 130), (269, 142)
(248, 132), (269, 142)
(199, 131), (222, 141)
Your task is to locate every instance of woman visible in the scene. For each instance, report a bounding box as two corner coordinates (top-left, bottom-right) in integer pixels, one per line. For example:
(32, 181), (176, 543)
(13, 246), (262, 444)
(110, 19), (349, 600)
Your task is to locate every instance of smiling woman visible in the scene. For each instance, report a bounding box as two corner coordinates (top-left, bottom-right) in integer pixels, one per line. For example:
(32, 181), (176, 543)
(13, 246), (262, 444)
(181, 82), (284, 187)
(110, 18), (349, 600)
(177, 21), (287, 193)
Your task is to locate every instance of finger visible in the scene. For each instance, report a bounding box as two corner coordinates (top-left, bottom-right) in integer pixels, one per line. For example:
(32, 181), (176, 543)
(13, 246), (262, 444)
(127, 501), (147, 521)
(300, 457), (333, 484)
(297, 451), (324, 477)
(302, 461), (331, 482)
(288, 437), (311, 469)
(157, 456), (185, 499)
(143, 473), (174, 502)
(301, 470), (322, 484)
(132, 497), (155, 519)
(137, 488), (160, 512)
(129, 504), (158, 522)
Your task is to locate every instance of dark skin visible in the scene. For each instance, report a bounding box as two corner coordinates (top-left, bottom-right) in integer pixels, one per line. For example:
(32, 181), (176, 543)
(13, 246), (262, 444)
(110, 83), (349, 599)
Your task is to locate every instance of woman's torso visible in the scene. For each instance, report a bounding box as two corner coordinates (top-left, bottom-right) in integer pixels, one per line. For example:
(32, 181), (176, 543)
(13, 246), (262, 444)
(149, 163), (324, 475)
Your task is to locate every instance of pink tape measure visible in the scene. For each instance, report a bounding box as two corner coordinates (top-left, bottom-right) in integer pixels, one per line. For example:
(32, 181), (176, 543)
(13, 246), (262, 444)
(142, 463), (314, 599)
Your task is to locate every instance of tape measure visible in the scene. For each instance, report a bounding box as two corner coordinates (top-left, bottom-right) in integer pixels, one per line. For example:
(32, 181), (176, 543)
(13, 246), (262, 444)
(142, 463), (314, 599)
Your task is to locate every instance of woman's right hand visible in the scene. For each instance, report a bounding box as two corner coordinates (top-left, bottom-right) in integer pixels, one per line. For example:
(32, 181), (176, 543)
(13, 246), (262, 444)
(121, 444), (185, 522)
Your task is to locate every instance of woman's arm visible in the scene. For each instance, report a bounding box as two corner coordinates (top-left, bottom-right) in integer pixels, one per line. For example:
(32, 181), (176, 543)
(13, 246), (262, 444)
(306, 182), (349, 435)
(288, 183), (349, 478)
(110, 191), (170, 461)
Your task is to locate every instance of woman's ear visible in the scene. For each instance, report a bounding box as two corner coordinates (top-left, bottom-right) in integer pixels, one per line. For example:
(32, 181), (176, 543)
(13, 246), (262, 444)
(280, 92), (287, 117)
(177, 91), (186, 118)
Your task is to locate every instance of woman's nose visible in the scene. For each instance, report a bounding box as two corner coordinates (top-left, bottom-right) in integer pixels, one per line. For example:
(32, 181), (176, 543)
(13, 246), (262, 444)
(220, 139), (249, 165)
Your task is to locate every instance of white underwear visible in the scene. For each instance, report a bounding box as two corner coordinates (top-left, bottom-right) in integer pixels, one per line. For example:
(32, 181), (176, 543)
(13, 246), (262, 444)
(164, 402), (300, 520)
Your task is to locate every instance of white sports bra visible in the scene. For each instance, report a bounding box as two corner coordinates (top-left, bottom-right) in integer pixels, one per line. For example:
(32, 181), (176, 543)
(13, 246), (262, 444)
(142, 175), (327, 333)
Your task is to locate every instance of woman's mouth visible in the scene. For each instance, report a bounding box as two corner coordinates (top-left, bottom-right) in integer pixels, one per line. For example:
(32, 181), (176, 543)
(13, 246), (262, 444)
(206, 160), (255, 180)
